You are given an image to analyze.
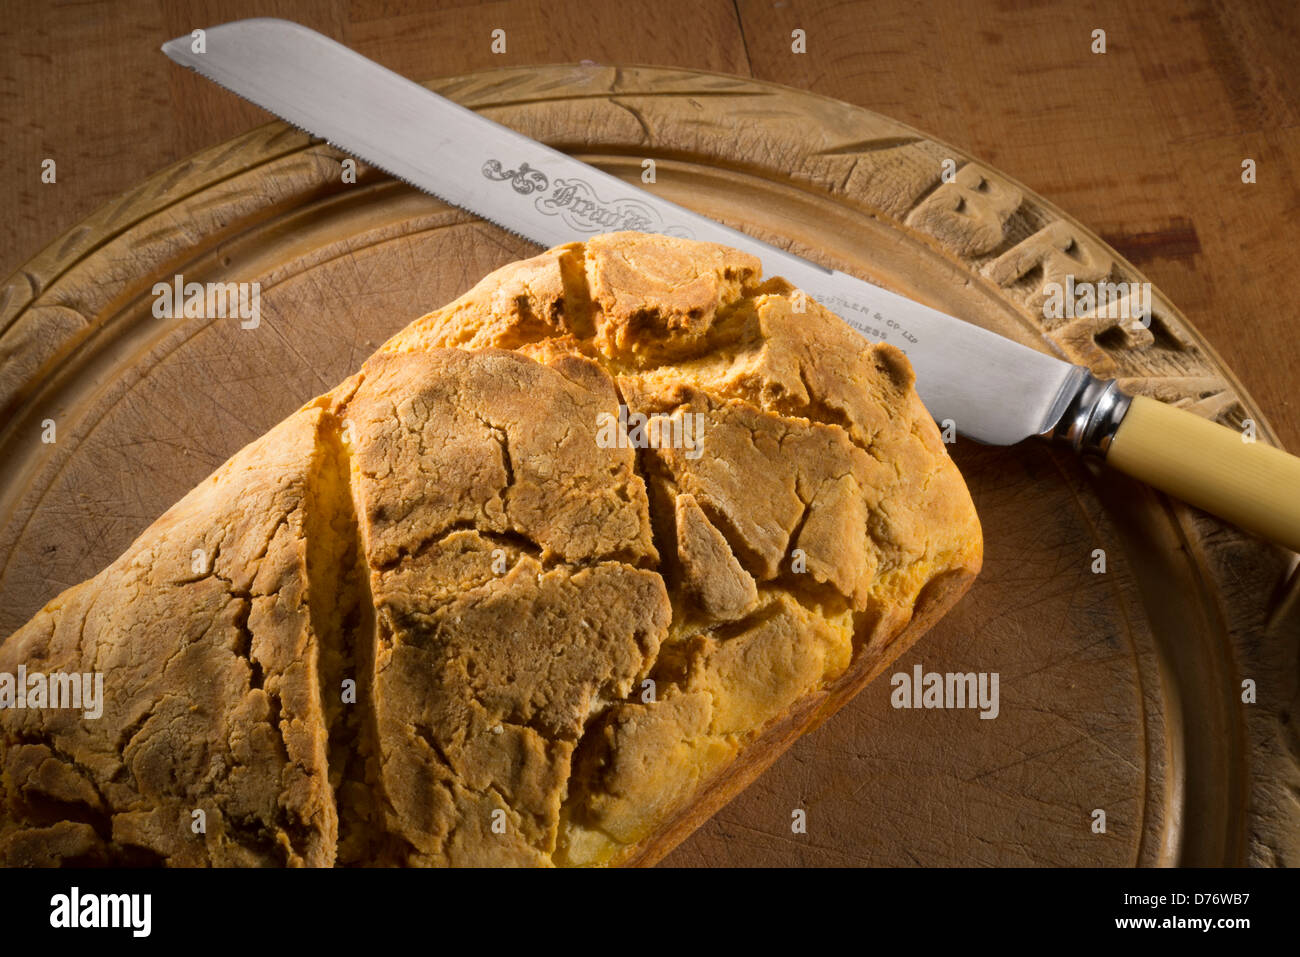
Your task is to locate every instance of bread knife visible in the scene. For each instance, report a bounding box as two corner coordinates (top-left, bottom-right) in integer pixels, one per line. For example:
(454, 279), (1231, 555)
(162, 18), (1300, 553)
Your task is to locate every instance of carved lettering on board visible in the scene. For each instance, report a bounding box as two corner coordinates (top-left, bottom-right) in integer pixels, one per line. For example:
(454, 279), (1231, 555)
(904, 162), (1022, 257)
(984, 221), (1113, 301)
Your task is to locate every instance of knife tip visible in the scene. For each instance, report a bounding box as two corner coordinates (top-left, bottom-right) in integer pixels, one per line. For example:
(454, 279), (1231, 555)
(160, 36), (188, 61)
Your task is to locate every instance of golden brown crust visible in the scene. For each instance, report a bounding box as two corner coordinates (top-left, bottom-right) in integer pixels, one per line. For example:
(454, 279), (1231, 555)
(616, 565), (977, 867)
(0, 409), (338, 866)
(0, 231), (981, 867)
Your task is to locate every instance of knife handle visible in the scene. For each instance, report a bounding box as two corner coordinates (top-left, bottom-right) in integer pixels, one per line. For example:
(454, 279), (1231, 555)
(1106, 394), (1300, 553)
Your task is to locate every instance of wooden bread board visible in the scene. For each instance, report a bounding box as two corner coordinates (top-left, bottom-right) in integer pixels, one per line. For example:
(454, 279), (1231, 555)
(1, 65), (1297, 866)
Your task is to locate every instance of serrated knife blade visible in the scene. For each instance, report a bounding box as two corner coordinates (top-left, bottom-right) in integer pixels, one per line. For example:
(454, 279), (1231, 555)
(161, 17), (1083, 446)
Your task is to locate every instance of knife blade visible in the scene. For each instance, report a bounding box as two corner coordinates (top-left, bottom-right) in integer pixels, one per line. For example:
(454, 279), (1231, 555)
(163, 18), (1300, 552)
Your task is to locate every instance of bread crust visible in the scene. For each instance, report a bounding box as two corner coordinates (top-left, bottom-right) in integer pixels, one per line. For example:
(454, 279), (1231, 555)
(617, 566), (976, 867)
(0, 232), (981, 867)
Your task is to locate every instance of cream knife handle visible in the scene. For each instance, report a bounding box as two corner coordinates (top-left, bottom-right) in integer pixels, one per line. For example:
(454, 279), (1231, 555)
(1105, 394), (1300, 553)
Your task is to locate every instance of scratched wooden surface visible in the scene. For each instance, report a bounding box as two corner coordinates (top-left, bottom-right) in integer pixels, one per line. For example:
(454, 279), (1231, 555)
(2, 56), (1298, 866)
(2, 0), (1297, 453)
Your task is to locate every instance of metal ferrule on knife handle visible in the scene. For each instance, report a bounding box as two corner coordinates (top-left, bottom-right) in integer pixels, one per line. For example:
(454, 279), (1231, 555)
(1051, 373), (1300, 553)
(1048, 372), (1132, 457)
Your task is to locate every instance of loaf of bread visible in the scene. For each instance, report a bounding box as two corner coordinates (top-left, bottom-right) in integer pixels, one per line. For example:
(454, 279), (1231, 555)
(0, 232), (981, 866)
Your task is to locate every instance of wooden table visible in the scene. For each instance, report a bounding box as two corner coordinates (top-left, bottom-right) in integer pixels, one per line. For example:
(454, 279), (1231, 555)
(3, 0), (1297, 450)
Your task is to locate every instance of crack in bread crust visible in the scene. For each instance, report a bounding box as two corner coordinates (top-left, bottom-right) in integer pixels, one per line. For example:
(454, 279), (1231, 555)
(0, 232), (982, 867)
